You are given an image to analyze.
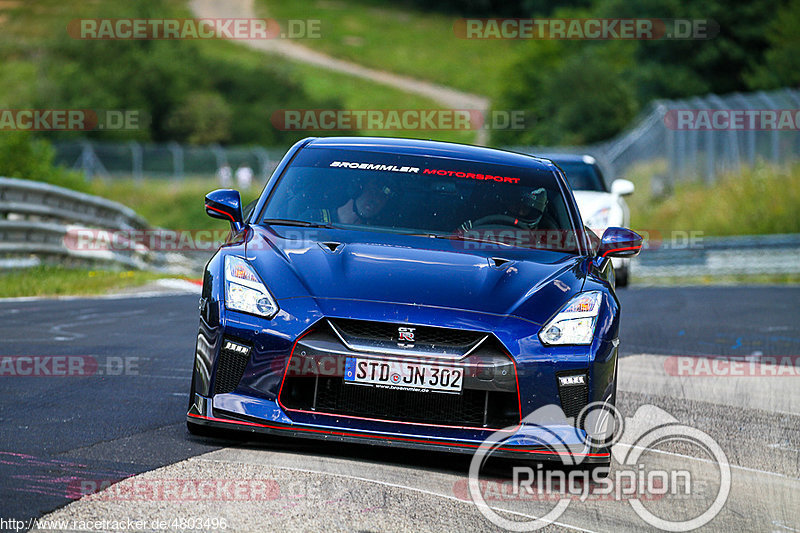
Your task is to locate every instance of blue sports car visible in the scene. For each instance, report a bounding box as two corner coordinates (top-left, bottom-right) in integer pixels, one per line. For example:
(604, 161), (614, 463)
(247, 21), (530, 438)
(187, 137), (641, 466)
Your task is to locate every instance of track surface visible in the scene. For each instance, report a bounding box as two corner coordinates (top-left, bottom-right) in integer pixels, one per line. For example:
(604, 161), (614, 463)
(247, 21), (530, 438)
(0, 295), (219, 525)
(1, 287), (798, 531)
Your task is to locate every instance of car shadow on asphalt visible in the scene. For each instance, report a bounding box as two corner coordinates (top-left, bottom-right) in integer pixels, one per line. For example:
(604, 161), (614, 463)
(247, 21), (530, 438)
(185, 426), (585, 481)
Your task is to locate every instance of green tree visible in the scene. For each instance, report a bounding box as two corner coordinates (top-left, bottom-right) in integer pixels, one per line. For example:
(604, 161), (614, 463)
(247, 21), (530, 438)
(0, 132), (87, 190)
(492, 39), (637, 145)
(30, 0), (337, 146)
(746, 1), (800, 89)
(166, 92), (233, 145)
(595, 0), (781, 98)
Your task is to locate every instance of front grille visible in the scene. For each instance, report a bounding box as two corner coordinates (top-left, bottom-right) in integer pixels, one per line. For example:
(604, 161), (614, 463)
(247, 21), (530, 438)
(213, 340), (251, 395)
(329, 318), (486, 357)
(281, 376), (519, 429)
(557, 378), (588, 419)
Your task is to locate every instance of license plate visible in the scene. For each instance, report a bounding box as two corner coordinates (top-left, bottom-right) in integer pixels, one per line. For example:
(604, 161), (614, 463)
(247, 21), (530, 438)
(344, 358), (463, 393)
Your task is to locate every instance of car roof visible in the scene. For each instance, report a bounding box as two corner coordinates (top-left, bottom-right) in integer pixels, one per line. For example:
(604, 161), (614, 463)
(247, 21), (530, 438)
(305, 136), (560, 172)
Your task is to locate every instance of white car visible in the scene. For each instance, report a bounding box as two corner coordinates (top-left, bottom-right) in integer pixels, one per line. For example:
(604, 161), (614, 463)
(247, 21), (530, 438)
(544, 154), (635, 286)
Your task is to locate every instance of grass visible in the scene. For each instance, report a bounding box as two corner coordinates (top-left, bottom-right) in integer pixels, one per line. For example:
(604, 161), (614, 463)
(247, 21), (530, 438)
(623, 161), (800, 237)
(199, 38), (477, 145)
(622, 161), (800, 287)
(0, 266), (172, 298)
(258, 0), (518, 99)
(81, 178), (261, 230)
(0, 0), (477, 144)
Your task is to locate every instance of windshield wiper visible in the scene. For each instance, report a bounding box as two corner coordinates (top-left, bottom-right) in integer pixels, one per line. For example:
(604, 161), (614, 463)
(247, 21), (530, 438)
(260, 219), (338, 229)
(402, 232), (514, 248)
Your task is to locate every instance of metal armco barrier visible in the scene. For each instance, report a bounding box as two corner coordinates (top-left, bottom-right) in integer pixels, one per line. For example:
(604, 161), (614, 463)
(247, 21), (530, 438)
(0, 177), (197, 272)
(632, 234), (800, 278)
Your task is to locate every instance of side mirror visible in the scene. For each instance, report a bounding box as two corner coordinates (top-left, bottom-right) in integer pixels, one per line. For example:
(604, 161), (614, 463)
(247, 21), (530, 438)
(611, 179), (635, 196)
(205, 189), (244, 232)
(598, 227), (642, 258)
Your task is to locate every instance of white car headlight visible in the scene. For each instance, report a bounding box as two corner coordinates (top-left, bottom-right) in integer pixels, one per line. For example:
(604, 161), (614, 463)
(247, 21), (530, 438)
(539, 291), (602, 345)
(585, 207), (610, 230)
(224, 256), (279, 318)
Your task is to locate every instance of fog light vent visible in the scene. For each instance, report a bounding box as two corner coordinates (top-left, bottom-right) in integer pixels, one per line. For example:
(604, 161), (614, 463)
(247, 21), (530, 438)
(213, 339), (251, 395)
(556, 372), (588, 419)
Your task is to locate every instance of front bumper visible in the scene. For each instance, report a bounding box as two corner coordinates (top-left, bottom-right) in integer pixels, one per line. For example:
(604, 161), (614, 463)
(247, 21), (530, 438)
(189, 298), (618, 464)
(187, 393), (611, 463)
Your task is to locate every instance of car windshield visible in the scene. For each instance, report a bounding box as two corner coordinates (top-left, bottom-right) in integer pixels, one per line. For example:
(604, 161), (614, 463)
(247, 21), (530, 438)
(260, 147), (580, 252)
(556, 161), (607, 192)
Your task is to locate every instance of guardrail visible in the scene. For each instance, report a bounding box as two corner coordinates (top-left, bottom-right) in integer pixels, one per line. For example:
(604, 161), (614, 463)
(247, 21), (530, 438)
(0, 177), (148, 230)
(3, 177), (797, 280)
(0, 177), (198, 272)
(632, 234), (800, 279)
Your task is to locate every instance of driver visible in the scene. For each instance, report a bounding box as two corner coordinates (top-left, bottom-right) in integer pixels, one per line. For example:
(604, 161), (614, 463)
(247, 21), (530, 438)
(308, 176), (395, 225)
(461, 187), (549, 231)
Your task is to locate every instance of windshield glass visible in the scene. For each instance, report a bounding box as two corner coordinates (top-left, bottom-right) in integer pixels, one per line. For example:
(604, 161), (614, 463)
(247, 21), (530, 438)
(260, 147), (580, 252)
(557, 161), (606, 192)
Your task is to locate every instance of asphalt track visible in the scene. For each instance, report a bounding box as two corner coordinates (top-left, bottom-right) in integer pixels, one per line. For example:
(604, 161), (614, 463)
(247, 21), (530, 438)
(1, 286), (798, 532)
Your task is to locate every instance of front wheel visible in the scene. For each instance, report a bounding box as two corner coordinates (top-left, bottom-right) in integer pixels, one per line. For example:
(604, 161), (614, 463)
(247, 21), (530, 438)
(187, 364), (197, 413)
(589, 462), (612, 479)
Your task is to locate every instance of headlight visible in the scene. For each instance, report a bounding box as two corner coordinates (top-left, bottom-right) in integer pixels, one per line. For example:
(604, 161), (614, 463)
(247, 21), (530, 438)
(585, 207), (610, 229)
(539, 291), (602, 345)
(224, 256), (279, 318)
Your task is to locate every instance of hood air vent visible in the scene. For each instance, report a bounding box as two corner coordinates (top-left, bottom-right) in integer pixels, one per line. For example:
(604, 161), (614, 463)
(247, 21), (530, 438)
(489, 257), (513, 269)
(319, 241), (343, 253)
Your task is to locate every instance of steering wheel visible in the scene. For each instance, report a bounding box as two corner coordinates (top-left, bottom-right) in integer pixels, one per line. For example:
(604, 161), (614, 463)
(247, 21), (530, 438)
(468, 214), (528, 229)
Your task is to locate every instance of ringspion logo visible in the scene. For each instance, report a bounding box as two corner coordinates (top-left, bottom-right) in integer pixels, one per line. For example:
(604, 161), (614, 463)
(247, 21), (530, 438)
(468, 404), (730, 531)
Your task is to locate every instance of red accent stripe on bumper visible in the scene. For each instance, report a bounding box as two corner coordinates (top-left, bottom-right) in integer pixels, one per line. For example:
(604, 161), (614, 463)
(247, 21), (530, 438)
(187, 412), (610, 458)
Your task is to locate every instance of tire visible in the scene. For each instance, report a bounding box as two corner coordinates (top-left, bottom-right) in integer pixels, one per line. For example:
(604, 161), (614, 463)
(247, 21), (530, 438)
(590, 462), (612, 479)
(186, 362), (217, 436)
(186, 368), (205, 435)
(564, 461), (611, 480)
(589, 461), (611, 479)
(187, 364), (197, 413)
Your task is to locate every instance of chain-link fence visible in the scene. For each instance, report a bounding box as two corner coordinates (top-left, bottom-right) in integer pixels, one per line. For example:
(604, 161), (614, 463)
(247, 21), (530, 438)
(55, 88), (799, 187)
(53, 140), (287, 183)
(509, 87), (800, 185)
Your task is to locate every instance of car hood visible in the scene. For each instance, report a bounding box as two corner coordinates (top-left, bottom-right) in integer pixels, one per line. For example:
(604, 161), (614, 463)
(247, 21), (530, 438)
(246, 225), (587, 325)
